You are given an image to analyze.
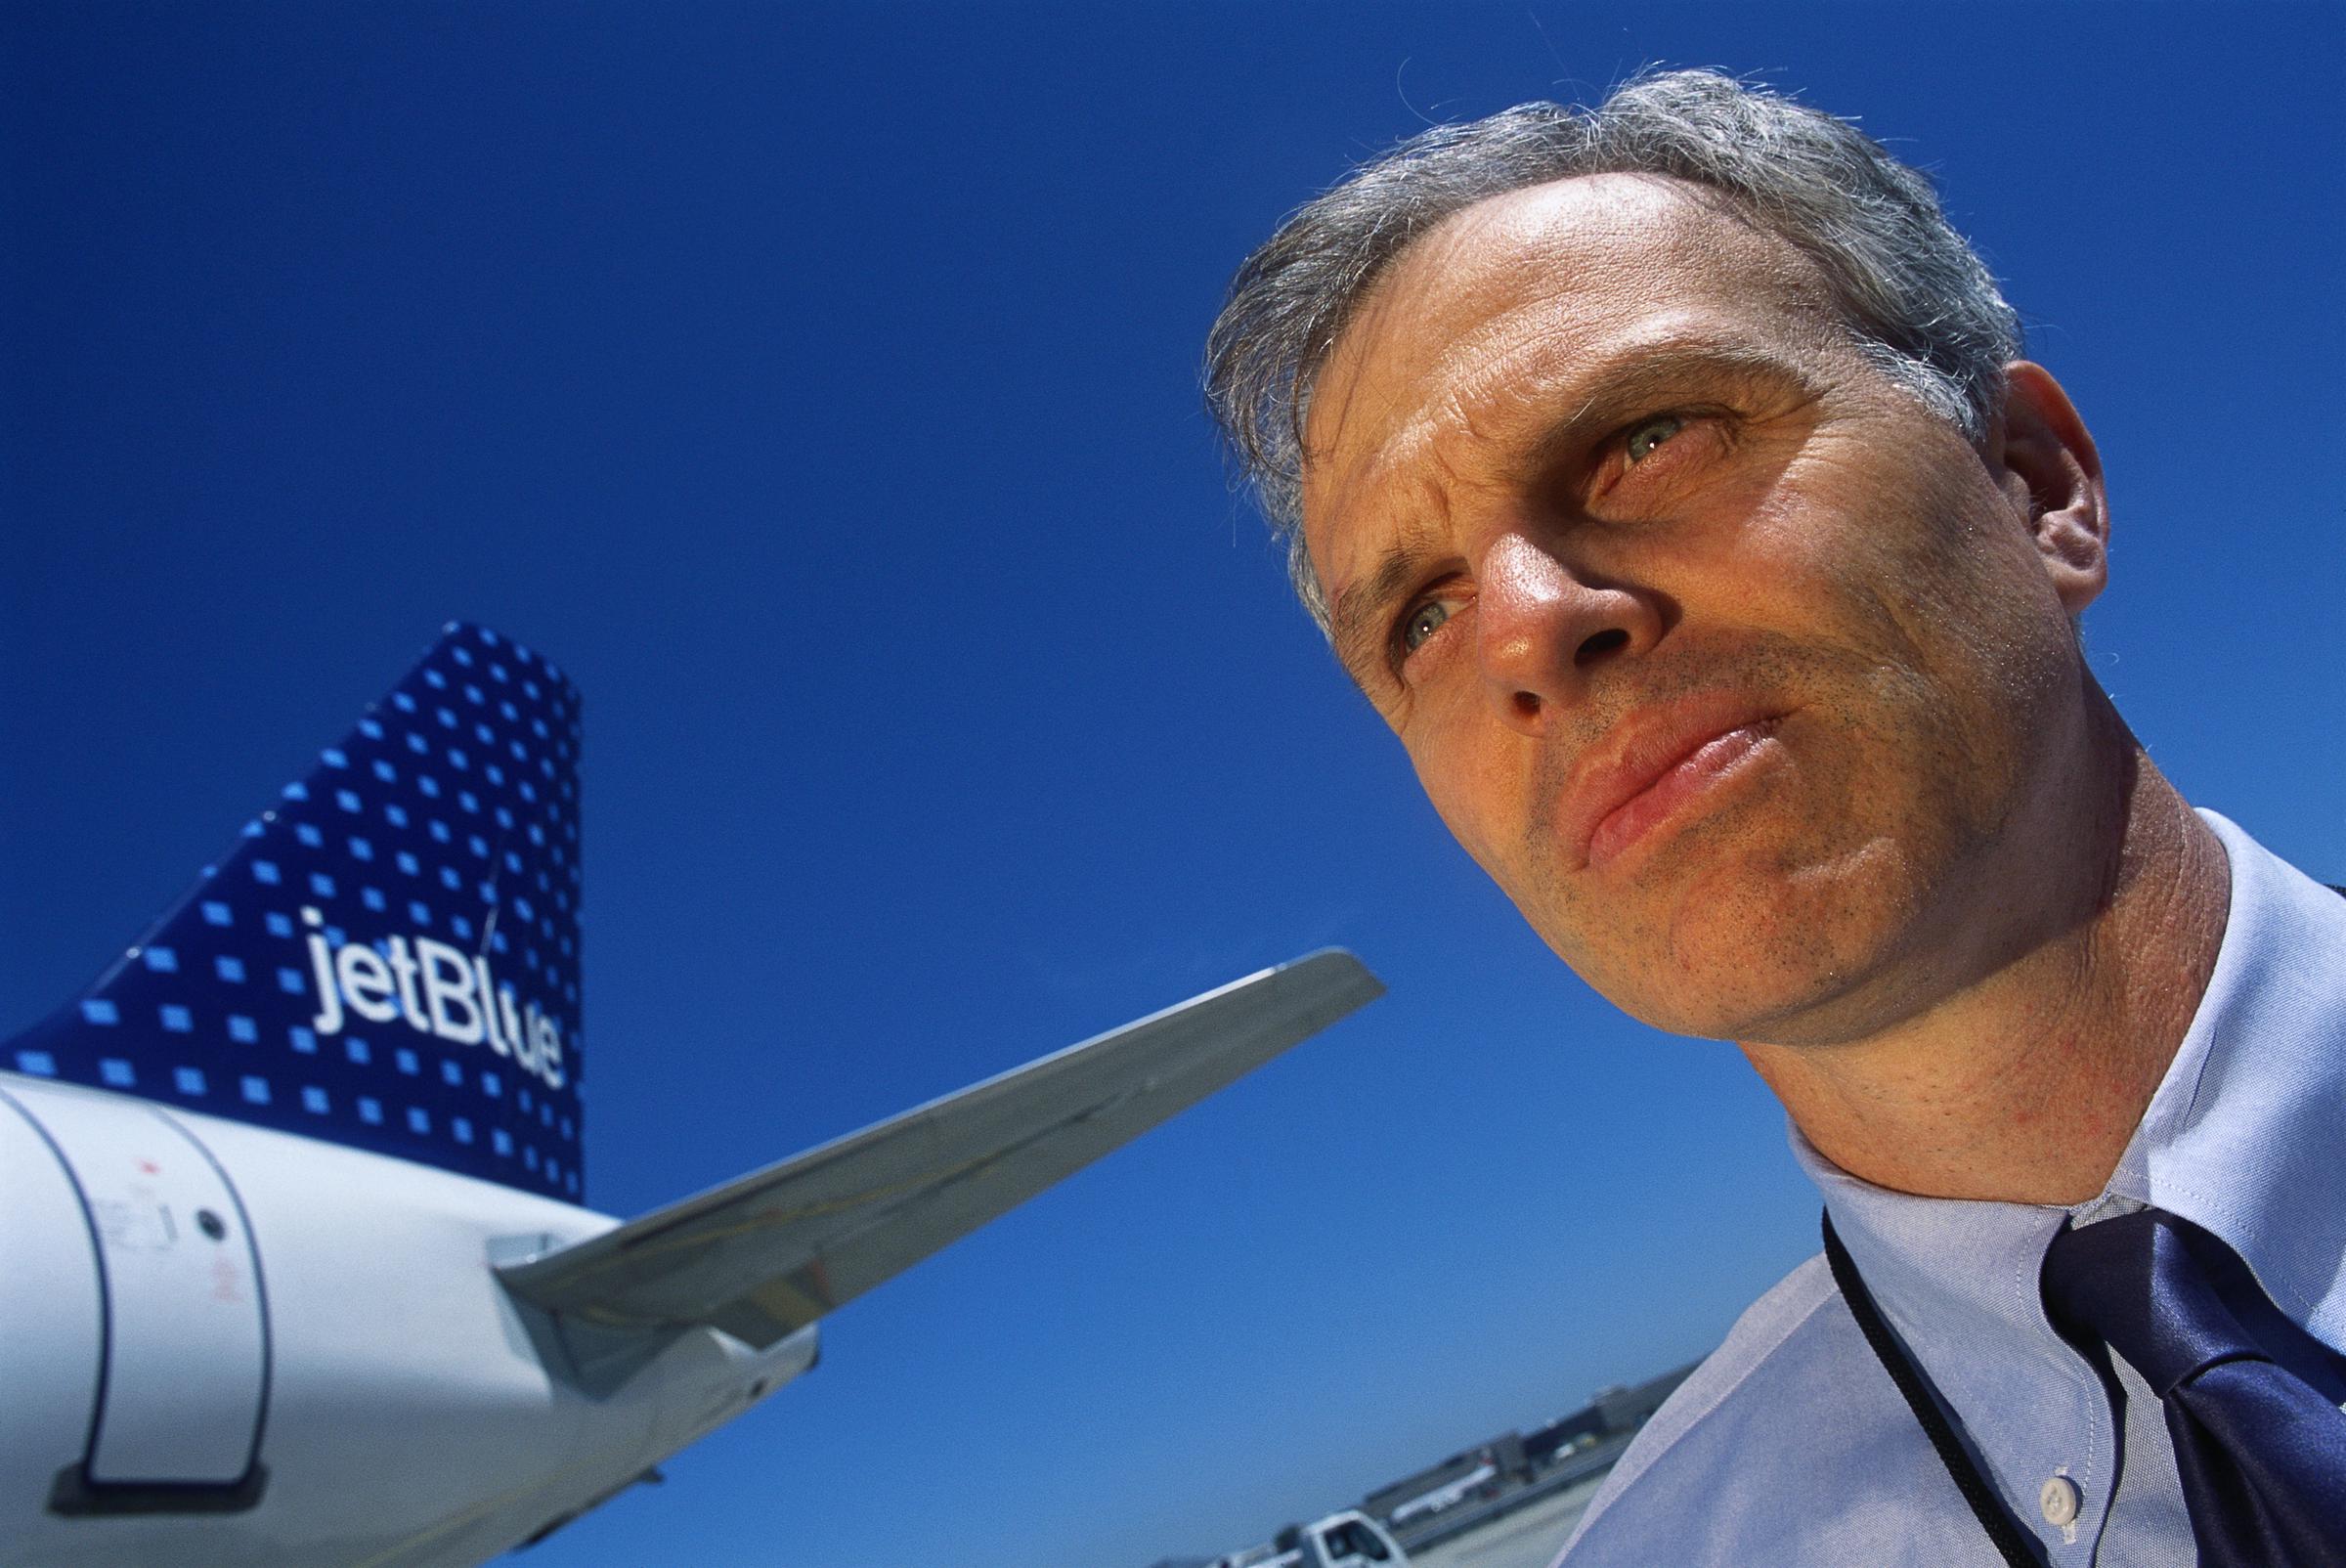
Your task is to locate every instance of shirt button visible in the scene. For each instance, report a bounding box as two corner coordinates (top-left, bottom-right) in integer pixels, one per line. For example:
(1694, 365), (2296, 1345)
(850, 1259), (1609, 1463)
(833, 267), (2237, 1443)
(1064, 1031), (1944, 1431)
(2039, 1475), (2081, 1527)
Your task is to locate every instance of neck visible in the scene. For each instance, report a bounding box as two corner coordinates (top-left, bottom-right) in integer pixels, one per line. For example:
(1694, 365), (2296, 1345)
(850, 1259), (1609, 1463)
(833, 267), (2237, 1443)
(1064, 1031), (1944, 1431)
(1740, 702), (2231, 1205)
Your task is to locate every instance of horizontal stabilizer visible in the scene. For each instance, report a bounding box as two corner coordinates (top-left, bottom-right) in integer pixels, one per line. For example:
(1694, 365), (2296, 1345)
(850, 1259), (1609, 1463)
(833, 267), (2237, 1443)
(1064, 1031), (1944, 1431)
(496, 950), (1380, 1353)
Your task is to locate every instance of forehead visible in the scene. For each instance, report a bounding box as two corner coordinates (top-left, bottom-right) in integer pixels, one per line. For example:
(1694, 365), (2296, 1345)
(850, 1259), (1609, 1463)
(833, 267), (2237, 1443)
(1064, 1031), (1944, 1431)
(1300, 173), (1834, 545)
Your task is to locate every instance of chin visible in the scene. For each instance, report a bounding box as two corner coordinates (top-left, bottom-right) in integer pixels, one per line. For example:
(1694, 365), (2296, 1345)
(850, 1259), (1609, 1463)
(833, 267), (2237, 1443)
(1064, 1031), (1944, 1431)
(1620, 946), (1890, 1044)
(1563, 833), (1933, 1043)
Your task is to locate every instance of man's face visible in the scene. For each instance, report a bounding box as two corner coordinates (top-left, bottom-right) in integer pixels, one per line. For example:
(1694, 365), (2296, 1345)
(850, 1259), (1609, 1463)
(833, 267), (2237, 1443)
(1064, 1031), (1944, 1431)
(1300, 174), (2098, 1046)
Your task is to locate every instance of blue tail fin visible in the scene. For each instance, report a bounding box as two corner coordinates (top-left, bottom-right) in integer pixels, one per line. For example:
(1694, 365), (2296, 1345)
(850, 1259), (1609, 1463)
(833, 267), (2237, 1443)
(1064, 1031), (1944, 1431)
(4, 623), (586, 1201)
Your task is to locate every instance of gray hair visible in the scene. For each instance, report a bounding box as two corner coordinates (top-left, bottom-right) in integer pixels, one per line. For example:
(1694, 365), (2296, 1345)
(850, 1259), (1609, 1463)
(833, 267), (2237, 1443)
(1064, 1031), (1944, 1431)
(1202, 68), (2022, 630)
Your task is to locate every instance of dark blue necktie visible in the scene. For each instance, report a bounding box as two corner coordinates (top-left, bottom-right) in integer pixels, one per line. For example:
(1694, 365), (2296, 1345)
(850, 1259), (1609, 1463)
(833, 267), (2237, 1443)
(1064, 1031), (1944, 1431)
(2039, 1207), (2346, 1567)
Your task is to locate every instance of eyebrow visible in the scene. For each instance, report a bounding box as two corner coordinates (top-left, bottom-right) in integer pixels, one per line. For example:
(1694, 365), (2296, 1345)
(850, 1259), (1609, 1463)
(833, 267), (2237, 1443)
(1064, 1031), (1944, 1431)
(1328, 538), (1432, 681)
(1323, 338), (1811, 681)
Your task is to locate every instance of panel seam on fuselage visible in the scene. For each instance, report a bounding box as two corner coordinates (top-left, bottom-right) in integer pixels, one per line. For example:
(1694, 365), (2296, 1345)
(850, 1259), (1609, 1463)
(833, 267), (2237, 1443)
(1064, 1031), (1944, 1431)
(153, 1102), (275, 1487)
(0, 1083), (114, 1483)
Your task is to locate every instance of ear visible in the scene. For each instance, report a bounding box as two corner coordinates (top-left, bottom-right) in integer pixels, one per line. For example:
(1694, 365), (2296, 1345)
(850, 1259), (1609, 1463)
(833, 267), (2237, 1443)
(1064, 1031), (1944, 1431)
(1993, 361), (2108, 615)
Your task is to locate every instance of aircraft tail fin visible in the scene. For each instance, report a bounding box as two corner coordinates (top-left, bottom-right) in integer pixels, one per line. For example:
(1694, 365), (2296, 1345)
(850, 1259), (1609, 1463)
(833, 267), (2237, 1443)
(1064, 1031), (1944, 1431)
(496, 950), (1380, 1386)
(3, 624), (587, 1201)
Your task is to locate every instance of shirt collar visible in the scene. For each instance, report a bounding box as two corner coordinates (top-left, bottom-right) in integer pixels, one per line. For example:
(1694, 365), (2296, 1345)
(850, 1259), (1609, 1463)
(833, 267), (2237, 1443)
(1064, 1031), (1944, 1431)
(2115, 809), (2346, 1337)
(1795, 806), (2346, 1394)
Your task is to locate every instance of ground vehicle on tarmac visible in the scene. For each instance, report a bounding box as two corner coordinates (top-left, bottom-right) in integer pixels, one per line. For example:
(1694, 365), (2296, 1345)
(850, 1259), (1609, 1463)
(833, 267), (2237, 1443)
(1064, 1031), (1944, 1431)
(1209, 1507), (1410, 1568)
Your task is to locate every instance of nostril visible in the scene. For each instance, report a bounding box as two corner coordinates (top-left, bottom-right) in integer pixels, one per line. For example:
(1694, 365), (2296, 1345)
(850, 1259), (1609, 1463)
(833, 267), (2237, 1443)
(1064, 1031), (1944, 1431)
(1512, 690), (1542, 720)
(1576, 628), (1629, 667)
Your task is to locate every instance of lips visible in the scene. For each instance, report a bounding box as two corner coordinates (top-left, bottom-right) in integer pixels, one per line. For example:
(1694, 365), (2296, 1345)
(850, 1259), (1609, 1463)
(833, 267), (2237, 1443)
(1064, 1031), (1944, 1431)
(1563, 699), (1786, 870)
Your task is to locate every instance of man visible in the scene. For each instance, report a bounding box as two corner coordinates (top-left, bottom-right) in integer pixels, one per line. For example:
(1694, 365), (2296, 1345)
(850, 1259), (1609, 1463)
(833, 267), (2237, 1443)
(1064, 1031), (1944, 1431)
(1204, 70), (2346, 1566)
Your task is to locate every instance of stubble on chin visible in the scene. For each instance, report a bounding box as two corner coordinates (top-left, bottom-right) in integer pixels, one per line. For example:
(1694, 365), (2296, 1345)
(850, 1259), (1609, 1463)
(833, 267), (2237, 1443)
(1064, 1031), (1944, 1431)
(1508, 633), (2014, 1043)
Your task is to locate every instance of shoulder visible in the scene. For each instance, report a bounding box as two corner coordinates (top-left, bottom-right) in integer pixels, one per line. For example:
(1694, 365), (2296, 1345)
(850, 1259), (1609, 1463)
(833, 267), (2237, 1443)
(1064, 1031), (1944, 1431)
(1556, 1254), (1993, 1567)
(1568, 1254), (1841, 1527)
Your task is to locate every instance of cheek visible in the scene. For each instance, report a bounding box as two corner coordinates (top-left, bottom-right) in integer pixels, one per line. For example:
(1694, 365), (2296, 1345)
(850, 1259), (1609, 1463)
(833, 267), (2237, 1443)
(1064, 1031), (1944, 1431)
(1743, 453), (2080, 853)
(1737, 443), (2039, 677)
(1402, 707), (1527, 885)
(1739, 453), (1922, 600)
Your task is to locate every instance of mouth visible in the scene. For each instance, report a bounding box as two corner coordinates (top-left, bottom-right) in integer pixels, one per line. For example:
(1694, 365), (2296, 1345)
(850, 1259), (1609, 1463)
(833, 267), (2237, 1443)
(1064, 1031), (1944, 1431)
(1569, 704), (1788, 871)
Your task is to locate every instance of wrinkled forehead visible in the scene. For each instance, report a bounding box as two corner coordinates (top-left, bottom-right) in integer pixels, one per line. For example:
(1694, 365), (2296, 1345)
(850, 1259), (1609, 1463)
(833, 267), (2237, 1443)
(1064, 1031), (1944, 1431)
(1299, 172), (1836, 526)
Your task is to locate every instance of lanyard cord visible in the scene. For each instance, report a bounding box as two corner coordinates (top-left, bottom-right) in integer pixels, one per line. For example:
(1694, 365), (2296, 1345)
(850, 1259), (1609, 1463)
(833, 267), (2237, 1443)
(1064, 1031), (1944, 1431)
(1815, 888), (2346, 1566)
(1821, 1210), (2048, 1568)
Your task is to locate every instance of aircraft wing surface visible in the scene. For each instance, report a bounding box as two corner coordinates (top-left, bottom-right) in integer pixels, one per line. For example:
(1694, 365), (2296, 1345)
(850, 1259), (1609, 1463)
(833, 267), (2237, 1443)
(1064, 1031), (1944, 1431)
(497, 950), (1380, 1351)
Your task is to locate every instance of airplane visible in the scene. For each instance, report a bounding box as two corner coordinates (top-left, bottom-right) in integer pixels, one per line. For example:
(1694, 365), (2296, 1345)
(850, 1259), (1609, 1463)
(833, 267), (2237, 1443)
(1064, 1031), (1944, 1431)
(0, 623), (1383, 1567)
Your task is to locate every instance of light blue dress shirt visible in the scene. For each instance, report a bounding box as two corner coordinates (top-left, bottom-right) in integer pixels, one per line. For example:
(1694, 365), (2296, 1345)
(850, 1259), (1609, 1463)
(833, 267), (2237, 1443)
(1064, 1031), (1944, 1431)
(1557, 811), (2346, 1566)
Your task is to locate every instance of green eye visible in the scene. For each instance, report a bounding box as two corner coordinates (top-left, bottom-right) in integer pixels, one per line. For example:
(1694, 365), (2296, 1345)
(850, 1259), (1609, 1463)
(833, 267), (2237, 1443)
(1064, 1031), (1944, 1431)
(1625, 414), (1685, 463)
(1401, 597), (1452, 653)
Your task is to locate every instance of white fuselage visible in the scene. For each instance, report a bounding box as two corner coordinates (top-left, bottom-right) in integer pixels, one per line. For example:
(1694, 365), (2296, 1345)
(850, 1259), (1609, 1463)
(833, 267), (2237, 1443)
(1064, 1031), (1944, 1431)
(0, 1072), (817, 1568)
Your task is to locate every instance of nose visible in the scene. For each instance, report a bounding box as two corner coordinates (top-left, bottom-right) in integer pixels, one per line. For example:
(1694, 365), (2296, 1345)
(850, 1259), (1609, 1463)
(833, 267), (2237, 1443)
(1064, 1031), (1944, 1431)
(1474, 532), (1656, 733)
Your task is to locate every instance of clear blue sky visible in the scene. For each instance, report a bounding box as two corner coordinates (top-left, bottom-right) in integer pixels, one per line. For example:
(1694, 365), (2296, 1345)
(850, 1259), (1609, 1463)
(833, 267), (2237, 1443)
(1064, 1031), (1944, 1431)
(4, 6), (2339, 1566)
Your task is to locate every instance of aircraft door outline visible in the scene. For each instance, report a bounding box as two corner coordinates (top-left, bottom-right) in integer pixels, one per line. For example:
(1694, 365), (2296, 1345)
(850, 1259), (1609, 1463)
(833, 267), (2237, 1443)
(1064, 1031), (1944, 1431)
(12, 1080), (272, 1512)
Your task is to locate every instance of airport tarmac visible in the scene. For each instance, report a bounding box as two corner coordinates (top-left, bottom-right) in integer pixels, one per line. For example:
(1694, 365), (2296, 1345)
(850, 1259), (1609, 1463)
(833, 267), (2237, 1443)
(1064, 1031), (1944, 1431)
(1406, 1475), (1604, 1568)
